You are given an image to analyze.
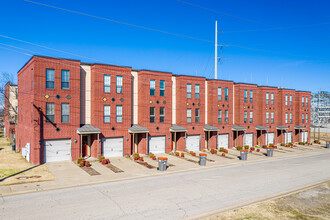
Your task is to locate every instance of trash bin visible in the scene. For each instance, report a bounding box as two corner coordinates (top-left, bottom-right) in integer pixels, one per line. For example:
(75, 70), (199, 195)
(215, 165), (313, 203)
(326, 141), (330, 149)
(199, 153), (207, 166)
(240, 150), (248, 160)
(158, 157), (168, 171)
(266, 147), (274, 157)
(11, 145), (15, 151)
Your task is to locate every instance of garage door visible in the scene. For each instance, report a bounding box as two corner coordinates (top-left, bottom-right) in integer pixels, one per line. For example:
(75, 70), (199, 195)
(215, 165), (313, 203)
(44, 139), (71, 163)
(288, 132), (292, 143)
(186, 135), (200, 151)
(218, 134), (229, 149)
(302, 131), (308, 142)
(149, 136), (166, 154)
(266, 132), (274, 145)
(103, 137), (123, 157)
(245, 133), (253, 147)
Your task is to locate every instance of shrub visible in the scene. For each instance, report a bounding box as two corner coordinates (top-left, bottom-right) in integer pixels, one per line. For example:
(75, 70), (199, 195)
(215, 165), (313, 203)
(77, 157), (84, 164)
(181, 152), (184, 157)
(274, 146), (277, 149)
(133, 153), (140, 160)
(269, 143), (273, 147)
(288, 142), (292, 146)
(224, 149), (228, 153)
(102, 159), (108, 165)
(262, 145), (267, 148)
(257, 149), (260, 152)
(222, 153), (225, 157)
(152, 156), (156, 160)
(237, 146), (243, 151)
(250, 147), (255, 151)
(189, 151), (194, 155)
(85, 161), (90, 167)
(219, 147), (224, 152)
(144, 162), (148, 166)
(280, 143), (285, 146)
(211, 149), (217, 154)
(98, 156), (105, 162)
(149, 153), (154, 158)
(314, 140), (319, 144)
(139, 157), (144, 162)
(250, 150), (253, 153)
(175, 152), (179, 156)
(244, 145), (249, 150)
(79, 160), (85, 167)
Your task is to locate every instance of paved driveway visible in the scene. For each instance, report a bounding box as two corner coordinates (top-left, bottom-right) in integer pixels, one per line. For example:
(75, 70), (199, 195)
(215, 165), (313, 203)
(1, 152), (330, 220)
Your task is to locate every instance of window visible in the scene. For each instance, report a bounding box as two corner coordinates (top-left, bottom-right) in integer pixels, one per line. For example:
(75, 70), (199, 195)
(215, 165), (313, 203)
(250, 111), (253, 123)
(244, 90), (247, 103)
(271, 93), (274, 104)
(302, 113), (304, 124)
(225, 88), (229, 101)
(187, 84), (191, 99)
(285, 95), (288, 106)
(61, 70), (69, 89)
(150, 80), (155, 96)
(160, 107), (165, 123)
(195, 84), (200, 99)
(225, 110), (229, 123)
(104, 75), (111, 93)
(61, 103), (69, 123)
(218, 87), (222, 101)
(116, 105), (122, 123)
(290, 113), (292, 123)
(104, 105), (110, 123)
(271, 112), (274, 124)
(266, 93), (269, 104)
(285, 113), (288, 124)
(250, 90), (253, 103)
(160, 80), (165, 96)
(187, 109), (192, 123)
(266, 112), (269, 123)
(290, 95), (292, 106)
(302, 96), (304, 107)
(218, 110), (222, 123)
(306, 97), (308, 107)
(46, 103), (54, 123)
(195, 109), (200, 123)
(15, 88), (18, 99)
(150, 107), (155, 123)
(306, 113), (308, 123)
(244, 111), (247, 123)
(116, 76), (123, 93)
(46, 69), (55, 89)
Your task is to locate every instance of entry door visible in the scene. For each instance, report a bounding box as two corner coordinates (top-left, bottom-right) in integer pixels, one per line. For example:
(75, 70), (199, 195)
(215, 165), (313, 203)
(218, 134), (229, 149)
(186, 135), (200, 151)
(266, 132), (274, 145)
(103, 137), (124, 157)
(149, 136), (166, 154)
(285, 132), (288, 144)
(288, 132), (292, 143)
(245, 133), (253, 147)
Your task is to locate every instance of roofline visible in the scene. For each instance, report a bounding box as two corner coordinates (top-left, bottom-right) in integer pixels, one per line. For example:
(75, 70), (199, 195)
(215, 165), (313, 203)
(91, 62), (132, 69)
(234, 82), (258, 86)
(258, 85), (278, 89)
(137, 69), (172, 75)
(296, 90), (311, 93)
(206, 79), (234, 83)
(173, 74), (206, 79)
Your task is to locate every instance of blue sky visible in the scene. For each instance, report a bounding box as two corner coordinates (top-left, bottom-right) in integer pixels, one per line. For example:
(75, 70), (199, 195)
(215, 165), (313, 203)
(0, 0), (329, 92)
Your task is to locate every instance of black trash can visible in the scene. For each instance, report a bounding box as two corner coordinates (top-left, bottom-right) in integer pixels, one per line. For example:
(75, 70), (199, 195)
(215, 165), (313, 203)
(240, 150), (248, 160)
(199, 153), (207, 166)
(11, 145), (15, 151)
(266, 147), (274, 157)
(158, 157), (168, 171)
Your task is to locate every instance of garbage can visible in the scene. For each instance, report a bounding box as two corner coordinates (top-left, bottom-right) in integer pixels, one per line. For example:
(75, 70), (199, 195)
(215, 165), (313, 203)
(11, 145), (15, 151)
(266, 147), (274, 157)
(199, 153), (207, 166)
(240, 150), (248, 160)
(158, 157), (168, 171)
(326, 141), (330, 149)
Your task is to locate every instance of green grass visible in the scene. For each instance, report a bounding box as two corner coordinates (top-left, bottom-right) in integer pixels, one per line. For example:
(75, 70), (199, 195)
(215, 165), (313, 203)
(0, 168), (22, 177)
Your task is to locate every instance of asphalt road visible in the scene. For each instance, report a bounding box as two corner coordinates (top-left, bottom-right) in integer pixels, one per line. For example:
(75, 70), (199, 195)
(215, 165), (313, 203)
(1, 152), (330, 220)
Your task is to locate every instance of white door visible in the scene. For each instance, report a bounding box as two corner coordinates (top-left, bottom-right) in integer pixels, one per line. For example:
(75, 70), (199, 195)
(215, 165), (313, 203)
(301, 131), (305, 142)
(149, 136), (166, 154)
(302, 131), (308, 142)
(103, 137), (123, 157)
(218, 134), (229, 149)
(266, 132), (274, 145)
(284, 132), (289, 144)
(245, 133), (253, 147)
(44, 139), (71, 163)
(186, 135), (200, 151)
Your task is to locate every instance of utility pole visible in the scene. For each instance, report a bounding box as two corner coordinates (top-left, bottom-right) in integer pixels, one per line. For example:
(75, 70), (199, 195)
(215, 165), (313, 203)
(214, 20), (218, 79)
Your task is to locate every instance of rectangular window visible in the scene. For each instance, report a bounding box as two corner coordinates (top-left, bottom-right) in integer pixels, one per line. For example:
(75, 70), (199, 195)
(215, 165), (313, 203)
(104, 105), (110, 123)
(285, 95), (288, 106)
(218, 87), (222, 101)
(160, 80), (165, 96)
(306, 113), (308, 123)
(187, 109), (192, 123)
(46, 103), (54, 123)
(15, 88), (18, 99)
(150, 107), (155, 123)
(46, 69), (55, 89)
(225, 110), (229, 123)
(104, 75), (111, 93)
(250, 111), (253, 123)
(160, 107), (165, 123)
(290, 95), (292, 106)
(195, 109), (200, 123)
(302, 96), (305, 107)
(244, 90), (247, 103)
(271, 93), (274, 104)
(225, 88), (228, 101)
(61, 70), (69, 89)
(271, 112), (274, 124)
(250, 90), (253, 103)
(150, 80), (155, 96)
(266, 112), (269, 124)
(306, 97), (308, 107)
(285, 113), (288, 124)
(61, 103), (69, 123)
(195, 84), (200, 99)
(244, 111), (247, 123)
(266, 93), (269, 105)
(290, 113), (292, 123)
(187, 84), (191, 99)
(116, 105), (122, 123)
(218, 110), (222, 123)
(302, 113), (304, 124)
(116, 76), (123, 93)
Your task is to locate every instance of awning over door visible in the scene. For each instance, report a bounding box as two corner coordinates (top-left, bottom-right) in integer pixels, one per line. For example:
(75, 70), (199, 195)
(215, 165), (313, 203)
(232, 124), (246, 131)
(77, 124), (101, 134)
(256, 125), (269, 130)
(276, 125), (289, 130)
(170, 124), (187, 132)
(294, 125), (306, 130)
(204, 124), (219, 131)
(129, 124), (149, 133)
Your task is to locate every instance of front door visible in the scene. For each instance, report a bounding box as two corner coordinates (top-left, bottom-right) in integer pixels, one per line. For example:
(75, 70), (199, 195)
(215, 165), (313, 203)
(82, 135), (91, 157)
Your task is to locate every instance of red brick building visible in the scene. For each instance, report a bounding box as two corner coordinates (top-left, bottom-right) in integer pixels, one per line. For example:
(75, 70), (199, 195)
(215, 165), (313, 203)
(3, 82), (17, 143)
(294, 91), (311, 143)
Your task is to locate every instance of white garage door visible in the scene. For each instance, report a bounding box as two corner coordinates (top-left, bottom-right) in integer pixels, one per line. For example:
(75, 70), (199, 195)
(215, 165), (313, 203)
(284, 132), (292, 144)
(103, 137), (123, 157)
(245, 133), (253, 147)
(266, 132), (274, 145)
(149, 136), (166, 154)
(288, 132), (292, 143)
(186, 135), (200, 151)
(44, 139), (71, 163)
(301, 131), (308, 142)
(218, 134), (229, 149)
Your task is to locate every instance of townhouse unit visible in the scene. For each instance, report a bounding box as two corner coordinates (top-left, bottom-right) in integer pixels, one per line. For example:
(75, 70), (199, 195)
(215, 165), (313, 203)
(13, 55), (311, 164)
(3, 82), (18, 142)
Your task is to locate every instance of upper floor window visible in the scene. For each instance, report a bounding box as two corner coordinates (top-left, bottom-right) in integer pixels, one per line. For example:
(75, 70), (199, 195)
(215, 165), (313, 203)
(160, 107), (165, 123)
(61, 70), (69, 89)
(61, 103), (69, 123)
(244, 90), (247, 103)
(266, 93), (269, 104)
(218, 87), (222, 101)
(302, 113), (304, 124)
(290, 95), (292, 106)
(250, 111), (253, 123)
(250, 90), (253, 103)
(225, 88), (229, 101)
(271, 112), (274, 124)
(225, 110), (229, 123)
(15, 88), (18, 99)
(150, 80), (155, 96)
(104, 75), (111, 93)
(150, 107), (155, 123)
(104, 105), (110, 123)
(290, 113), (292, 123)
(116, 105), (122, 123)
(306, 97), (308, 107)
(218, 110), (222, 123)
(271, 93), (274, 104)
(195, 84), (200, 99)
(195, 109), (200, 123)
(285, 113), (288, 124)
(187, 108), (192, 123)
(285, 95), (288, 106)
(46, 103), (55, 123)
(244, 111), (247, 123)
(160, 80), (165, 96)
(302, 96), (305, 107)
(187, 84), (191, 99)
(46, 69), (55, 89)
(306, 113), (308, 123)
(266, 112), (269, 124)
(116, 76), (123, 93)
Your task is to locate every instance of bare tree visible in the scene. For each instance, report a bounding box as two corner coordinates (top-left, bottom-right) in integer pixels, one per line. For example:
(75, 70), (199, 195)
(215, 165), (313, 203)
(0, 72), (17, 122)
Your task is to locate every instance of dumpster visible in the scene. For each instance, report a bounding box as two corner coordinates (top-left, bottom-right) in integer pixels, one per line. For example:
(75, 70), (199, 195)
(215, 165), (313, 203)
(199, 153), (207, 166)
(240, 150), (248, 160)
(266, 147), (274, 157)
(158, 157), (168, 171)
(326, 141), (330, 149)
(11, 145), (15, 151)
